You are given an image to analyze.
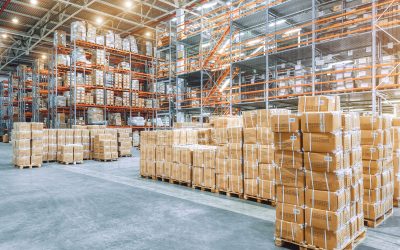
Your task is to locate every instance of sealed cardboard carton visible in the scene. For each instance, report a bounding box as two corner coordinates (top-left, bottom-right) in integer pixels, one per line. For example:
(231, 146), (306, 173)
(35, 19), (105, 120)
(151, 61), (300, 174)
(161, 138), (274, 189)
(298, 96), (340, 113)
(275, 220), (305, 244)
(305, 208), (346, 231)
(229, 175), (243, 193)
(259, 180), (275, 199)
(275, 150), (304, 170)
(305, 170), (346, 191)
(363, 174), (382, 189)
(276, 185), (305, 206)
(244, 161), (258, 179)
(274, 132), (302, 151)
(244, 179), (258, 196)
(276, 167), (305, 188)
(243, 144), (258, 162)
(259, 164), (276, 180)
(227, 127), (243, 143)
(304, 151), (343, 172)
(276, 202), (305, 224)
(204, 168), (216, 188)
(243, 128), (257, 144)
(256, 127), (274, 145)
(258, 145), (274, 164)
(301, 112), (341, 133)
(362, 160), (383, 175)
(303, 132), (342, 153)
(192, 166), (203, 186)
(305, 225), (349, 250)
(271, 114), (300, 132)
(305, 188), (349, 211)
(360, 116), (382, 130)
(360, 130), (383, 146)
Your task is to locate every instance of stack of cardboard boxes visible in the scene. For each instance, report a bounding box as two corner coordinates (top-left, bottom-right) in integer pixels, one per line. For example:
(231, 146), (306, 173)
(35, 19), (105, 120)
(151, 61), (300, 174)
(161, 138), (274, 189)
(242, 110), (277, 202)
(117, 129), (133, 157)
(213, 117), (243, 195)
(393, 118), (400, 206)
(192, 145), (218, 190)
(140, 131), (157, 177)
(172, 144), (193, 185)
(361, 115), (394, 224)
(58, 144), (84, 164)
(93, 133), (118, 161)
(12, 122), (43, 168)
(273, 112), (305, 245)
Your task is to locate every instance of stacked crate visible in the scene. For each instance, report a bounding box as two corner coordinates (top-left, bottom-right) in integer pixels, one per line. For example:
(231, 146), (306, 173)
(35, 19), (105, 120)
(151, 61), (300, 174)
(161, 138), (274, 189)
(393, 118), (400, 206)
(12, 122), (44, 168)
(58, 144), (84, 164)
(272, 113), (305, 246)
(93, 133), (118, 161)
(82, 129), (90, 160)
(47, 129), (57, 161)
(117, 129), (133, 157)
(140, 131), (157, 178)
(171, 144), (193, 186)
(192, 145), (218, 191)
(361, 115), (394, 226)
(43, 129), (49, 162)
(213, 117), (243, 195)
(302, 111), (353, 249)
(242, 110), (276, 202)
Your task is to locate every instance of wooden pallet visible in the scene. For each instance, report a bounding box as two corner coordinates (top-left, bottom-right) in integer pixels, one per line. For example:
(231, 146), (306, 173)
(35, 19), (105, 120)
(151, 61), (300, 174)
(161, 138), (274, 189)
(14, 164), (42, 169)
(94, 158), (118, 162)
(156, 176), (170, 183)
(364, 208), (393, 228)
(58, 161), (83, 165)
(169, 179), (191, 187)
(140, 175), (157, 180)
(192, 185), (217, 193)
(119, 154), (132, 158)
(216, 189), (244, 199)
(243, 194), (276, 207)
(44, 160), (57, 163)
(275, 229), (366, 250)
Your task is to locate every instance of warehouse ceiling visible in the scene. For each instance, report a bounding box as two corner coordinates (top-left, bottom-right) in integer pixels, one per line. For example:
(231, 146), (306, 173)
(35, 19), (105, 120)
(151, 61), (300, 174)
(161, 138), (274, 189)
(0, 0), (201, 73)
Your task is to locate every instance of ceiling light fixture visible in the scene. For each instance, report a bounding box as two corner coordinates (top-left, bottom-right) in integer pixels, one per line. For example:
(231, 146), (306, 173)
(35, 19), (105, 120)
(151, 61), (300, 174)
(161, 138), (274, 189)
(145, 32), (151, 37)
(96, 17), (103, 25)
(30, 0), (38, 5)
(2, 34), (7, 39)
(41, 54), (47, 59)
(12, 17), (19, 24)
(124, 1), (133, 8)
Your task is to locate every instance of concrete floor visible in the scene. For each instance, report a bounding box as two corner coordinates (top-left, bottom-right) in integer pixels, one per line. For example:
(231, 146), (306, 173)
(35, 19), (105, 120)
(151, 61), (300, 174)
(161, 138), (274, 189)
(0, 143), (399, 250)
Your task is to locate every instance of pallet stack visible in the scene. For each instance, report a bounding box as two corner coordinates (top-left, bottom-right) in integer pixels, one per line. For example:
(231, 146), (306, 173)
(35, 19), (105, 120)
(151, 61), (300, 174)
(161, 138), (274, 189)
(214, 117), (243, 196)
(242, 110), (276, 203)
(58, 144), (84, 164)
(93, 134), (118, 161)
(192, 145), (218, 191)
(12, 122), (44, 168)
(117, 129), (133, 157)
(273, 112), (305, 246)
(361, 115), (394, 227)
(393, 118), (400, 207)
(140, 131), (157, 177)
(171, 144), (193, 186)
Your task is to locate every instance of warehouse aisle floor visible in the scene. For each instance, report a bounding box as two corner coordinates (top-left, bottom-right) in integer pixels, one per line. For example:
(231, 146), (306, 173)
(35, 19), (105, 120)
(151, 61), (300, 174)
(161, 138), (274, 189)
(0, 143), (399, 250)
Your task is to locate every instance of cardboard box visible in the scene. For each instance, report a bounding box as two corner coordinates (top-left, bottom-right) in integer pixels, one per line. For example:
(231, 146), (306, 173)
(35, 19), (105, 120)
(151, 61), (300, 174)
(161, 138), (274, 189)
(304, 151), (343, 172)
(179, 164), (191, 183)
(276, 202), (305, 224)
(305, 225), (349, 250)
(216, 174), (228, 191)
(298, 96), (340, 113)
(274, 132), (302, 151)
(301, 112), (341, 133)
(259, 163), (275, 181)
(363, 188), (381, 203)
(244, 179), (258, 196)
(360, 130), (383, 146)
(276, 185), (305, 206)
(275, 150), (304, 170)
(204, 168), (216, 188)
(164, 161), (172, 178)
(363, 160), (383, 175)
(276, 167), (305, 188)
(305, 188), (349, 211)
(361, 145), (383, 160)
(275, 220), (305, 244)
(360, 116), (382, 130)
(257, 127), (274, 145)
(243, 128), (257, 144)
(243, 144), (258, 162)
(258, 145), (274, 164)
(259, 180), (275, 199)
(305, 170), (346, 191)
(242, 110), (257, 128)
(227, 159), (242, 176)
(229, 143), (243, 160)
(227, 127), (243, 143)
(192, 166), (203, 186)
(363, 174), (382, 189)
(305, 208), (346, 231)
(229, 175), (243, 193)
(171, 163), (180, 180)
(244, 161), (258, 179)
(156, 161), (164, 176)
(271, 114), (300, 132)
(303, 132), (342, 153)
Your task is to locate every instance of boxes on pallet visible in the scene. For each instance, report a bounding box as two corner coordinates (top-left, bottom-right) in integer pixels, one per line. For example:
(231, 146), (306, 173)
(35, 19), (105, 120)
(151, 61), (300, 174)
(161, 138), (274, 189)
(93, 133), (118, 160)
(12, 122), (43, 167)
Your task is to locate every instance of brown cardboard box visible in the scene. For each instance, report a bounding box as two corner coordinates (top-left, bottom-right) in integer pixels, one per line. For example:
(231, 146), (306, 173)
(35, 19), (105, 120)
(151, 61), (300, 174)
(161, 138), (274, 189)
(259, 164), (275, 181)
(229, 175), (243, 193)
(305, 170), (346, 191)
(360, 116), (382, 130)
(361, 145), (383, 160)
(213, 128), (228, 144)
(363, 174), (382, 189)
(146, 161), (156, 176)
(275, 150), (304, 170)
(276, 202), (305, 224)
(271, 114), (300, 132)
(258, 145), (274, 164)
(216, 144), (229, 159)
(140, 159), (147, 176)
(31, 155), (43, 166)
(227, 127), (243, 143)
(276, 167), (305, 188)
(204, 147), (217, 166)
(216, 158), (227, 174)
(303, 132), (342, 153)
(243, 128), (257, 144)
(360, 130), (383, 146)
(180, 147), (193, 165)
(227, 159), (242, 176)
(164, 161), (172, 178)
(275, 220), (305, 244)
(393, 117), (400, 127)
(156, 145), (165, 161)
(244, 161), (258, 179)
(363, 202), (382, 220)
(274, 132), (302, 151)
(244, 179), (258, 196)
(257, 127), (274, 145)
(298, 96), (340, 113)
(301, 112), (341, 133)
(179, 164), (191, 183)
(243, 144), (258, 162)
(216, 174), (228, 191)
(204, 168), (216, 188)
(192, 166), (203, 186)
(276, 185), (305, 206)
(242, 110), (257, 128)
(229, 143), (243, 160)
(259, 180), (275, 199)
(305, 225), (349, 250)
(363, 160), (383, 175)
(171, 163), (180, 180)
(156, 161), (164, 176)
(305, 188), (349, 211)
(363, 188), (381, 203)
(306, 207), (346, 231)
(304, 151), (343, 172)
(351, 130), (361, 148)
